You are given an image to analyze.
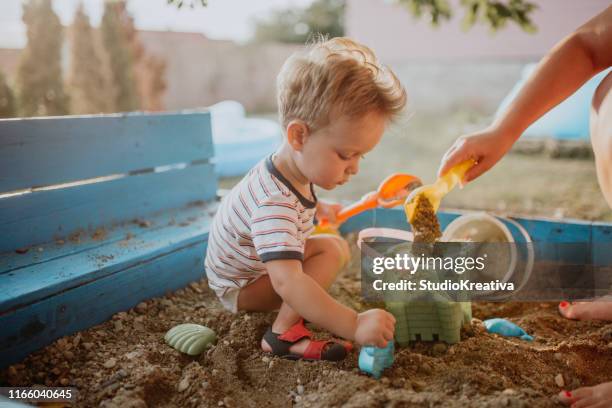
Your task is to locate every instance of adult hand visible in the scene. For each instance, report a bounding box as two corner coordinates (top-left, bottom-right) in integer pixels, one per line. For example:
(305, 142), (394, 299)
(437, 125), (517, 184)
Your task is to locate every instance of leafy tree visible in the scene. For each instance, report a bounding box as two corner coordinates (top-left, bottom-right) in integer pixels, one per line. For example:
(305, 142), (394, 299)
(17, 0), (69, 117)
(100, 0), (140, 112)
(136, 55), (167, 111)
(68, 4), (113, 114)
(397, 0), (537, 33)
(170, 0), (537, 35)
(166, 0), (207, 8)
(0, 71), (17, 118)
(253, 0), (345, 44)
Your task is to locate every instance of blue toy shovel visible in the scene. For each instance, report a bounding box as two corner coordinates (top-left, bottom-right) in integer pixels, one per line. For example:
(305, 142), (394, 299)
(358, 341), (395, 379)
(483, 318), (534, 341)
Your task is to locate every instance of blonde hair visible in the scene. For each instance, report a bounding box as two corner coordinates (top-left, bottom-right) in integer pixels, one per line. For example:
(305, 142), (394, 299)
(277, 36), (407, 132)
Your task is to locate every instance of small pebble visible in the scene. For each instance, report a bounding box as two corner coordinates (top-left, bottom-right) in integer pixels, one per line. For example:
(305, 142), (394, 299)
(63, 351), (75, 360)
(103, 358), (117, 369)
(51, 367), (61, 376)
(178, 378), (190, 392)
(59, 378), (69, 386)
(72, 334), (82, 348)
(392, 378), (405, 389)
(262, 356), (270, 363)
(212, 369), (219, 376)
(201, 381), (210, 390)
(268, 361), (275, 369)
(83, 342), (94, 350)
(223, 397), (235, 408)
(432, 343), (447, 356)
(602, 327), (612, 342)
(419, 362), (432, 375)
(114, 321), (124, 331)
(135, 302), (148, 314)
(412, 380), (426, 392)
(297, 384), (304, 395)
(555, 373), (565, 388)
(502, 388), (517, 395)
(381, 377), (390, 385)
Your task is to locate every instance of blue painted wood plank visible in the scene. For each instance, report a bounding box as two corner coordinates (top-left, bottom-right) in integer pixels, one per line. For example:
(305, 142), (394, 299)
(339, 209), (375, 235)
(343, 207), (612, 263)
(0, 112), (213, 192)
(355, 207), (596, 243)
(0, 237), (209, 368)
(0, 202), (216, 273)
(0, 163), (217, 254)
(591, 222), (612, 266)
(0, 205), (213, 309)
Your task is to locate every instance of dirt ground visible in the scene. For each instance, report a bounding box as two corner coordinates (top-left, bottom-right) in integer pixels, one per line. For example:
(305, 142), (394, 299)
(2, 234), (611, 408)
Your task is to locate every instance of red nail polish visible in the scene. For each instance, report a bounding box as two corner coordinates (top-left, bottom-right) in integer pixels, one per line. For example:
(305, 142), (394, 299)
(560, 301), (569, 308)
(564, 390), (572, 398)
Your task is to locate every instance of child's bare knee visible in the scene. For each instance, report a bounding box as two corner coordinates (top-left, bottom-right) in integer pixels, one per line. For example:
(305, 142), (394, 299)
(337, 237), (351, 267)
(306, 234), (351, 269)
(326, 236), (351, 269)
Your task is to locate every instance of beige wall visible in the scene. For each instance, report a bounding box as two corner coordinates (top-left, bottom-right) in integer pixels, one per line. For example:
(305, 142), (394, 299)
(346, 0), (610, 62)
(138, 31), (299, 113)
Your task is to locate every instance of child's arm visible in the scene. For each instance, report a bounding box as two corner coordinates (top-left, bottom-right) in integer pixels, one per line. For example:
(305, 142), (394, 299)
(438, 5), (612, 183)
(265, 258), (395, 347)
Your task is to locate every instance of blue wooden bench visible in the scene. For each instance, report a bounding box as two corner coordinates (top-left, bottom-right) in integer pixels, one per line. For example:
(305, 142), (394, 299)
(0, 112), (217, 368)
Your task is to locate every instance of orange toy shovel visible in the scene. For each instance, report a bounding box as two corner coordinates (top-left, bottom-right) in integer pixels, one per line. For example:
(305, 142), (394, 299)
(315, 173), (422, 234)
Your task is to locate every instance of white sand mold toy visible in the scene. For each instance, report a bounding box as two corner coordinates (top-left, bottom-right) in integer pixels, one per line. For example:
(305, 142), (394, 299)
(165, 324), (217, 355)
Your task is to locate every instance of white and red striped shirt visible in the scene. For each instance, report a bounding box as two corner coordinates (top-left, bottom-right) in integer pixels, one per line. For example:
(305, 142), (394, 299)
(205, 155), (317, 297)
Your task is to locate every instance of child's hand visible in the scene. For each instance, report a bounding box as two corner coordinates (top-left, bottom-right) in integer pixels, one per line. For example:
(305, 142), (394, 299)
(354, 309), (396, 348)
(437, 126), (516, 185)
(316, 200), (343, 226)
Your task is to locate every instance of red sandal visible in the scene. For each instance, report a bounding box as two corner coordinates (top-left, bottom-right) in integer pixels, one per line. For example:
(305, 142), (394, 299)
(263, 318), (352, 361)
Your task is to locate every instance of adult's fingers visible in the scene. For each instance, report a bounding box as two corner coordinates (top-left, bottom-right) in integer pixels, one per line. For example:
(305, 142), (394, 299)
(589, 401), (612, 408)
(382, 328), (394, 342)
(437, 141), (472, 178)
(375, 336), (388, 348)
(463, 156), (496, 183)
(571, 397), (599, 408)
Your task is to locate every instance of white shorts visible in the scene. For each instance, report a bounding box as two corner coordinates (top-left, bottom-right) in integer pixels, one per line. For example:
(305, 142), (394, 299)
(210, 284), (241, 314)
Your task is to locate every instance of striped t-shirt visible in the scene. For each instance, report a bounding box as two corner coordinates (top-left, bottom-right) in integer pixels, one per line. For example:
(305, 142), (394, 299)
(205, 154), (317, 298)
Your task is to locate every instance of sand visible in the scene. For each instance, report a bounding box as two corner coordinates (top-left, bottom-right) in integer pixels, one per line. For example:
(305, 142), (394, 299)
(2, 235), (611, 408)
